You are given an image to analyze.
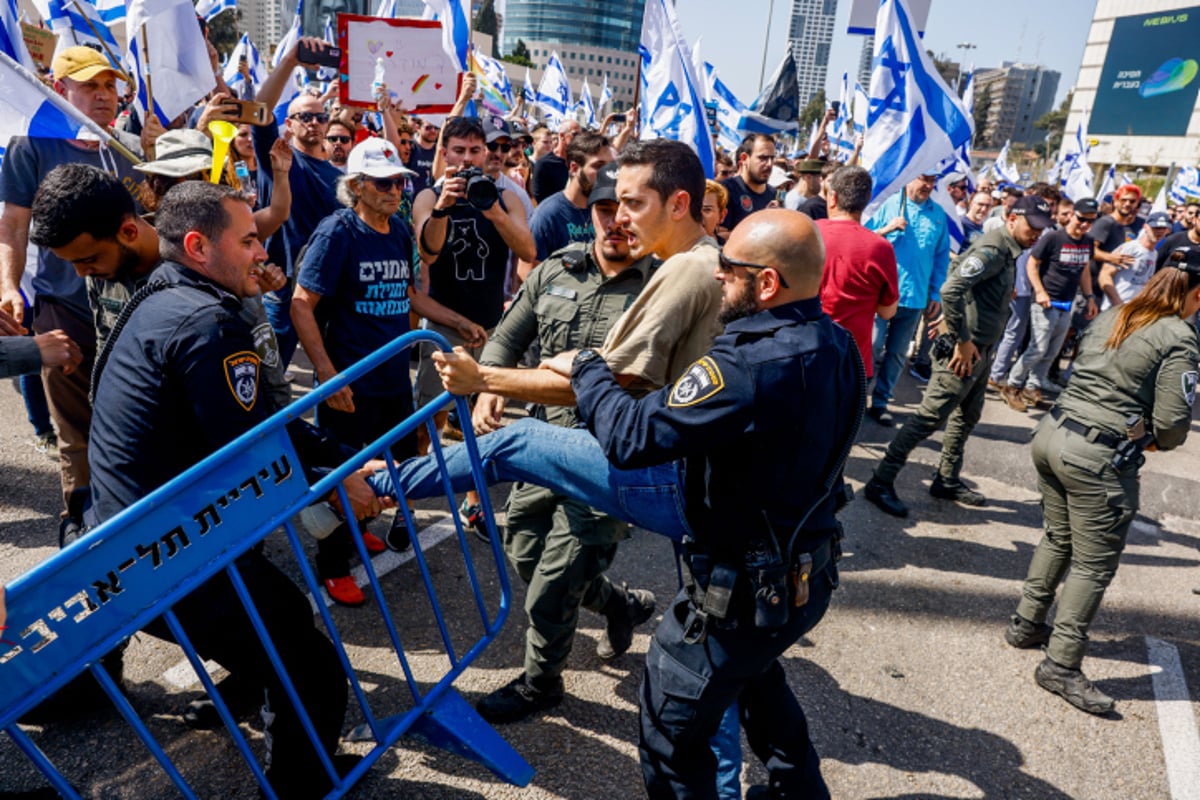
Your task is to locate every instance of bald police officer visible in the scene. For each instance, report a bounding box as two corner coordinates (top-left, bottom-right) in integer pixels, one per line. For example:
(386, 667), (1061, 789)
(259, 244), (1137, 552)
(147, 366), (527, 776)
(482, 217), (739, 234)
(865, 196), (1053, 517)
(1006, 247), (1200, 715)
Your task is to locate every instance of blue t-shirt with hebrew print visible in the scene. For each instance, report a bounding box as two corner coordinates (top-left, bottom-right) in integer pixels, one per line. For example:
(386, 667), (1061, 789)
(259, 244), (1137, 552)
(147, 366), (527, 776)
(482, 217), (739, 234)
(297, 208), (414, 397)
(529, 190), (593, 261)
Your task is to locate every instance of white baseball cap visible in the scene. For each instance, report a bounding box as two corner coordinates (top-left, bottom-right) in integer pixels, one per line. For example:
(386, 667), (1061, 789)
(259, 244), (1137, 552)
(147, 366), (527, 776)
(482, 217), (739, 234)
(346, 136), (415, 178)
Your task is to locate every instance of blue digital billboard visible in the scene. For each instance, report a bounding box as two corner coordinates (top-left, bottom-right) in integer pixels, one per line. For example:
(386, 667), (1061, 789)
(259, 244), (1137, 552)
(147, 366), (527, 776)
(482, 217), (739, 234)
(1090, 7), (1200, 136)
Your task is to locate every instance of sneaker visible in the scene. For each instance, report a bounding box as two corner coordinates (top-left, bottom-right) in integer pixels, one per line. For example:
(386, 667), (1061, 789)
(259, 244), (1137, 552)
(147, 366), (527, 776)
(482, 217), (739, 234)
(32, 431), (57, 456)
(1034, 657), (1114, 715)
(1005, 614), (1052, 649)
(908, 361), (932, 382)
(864, 476), (908, 517)
(865, 406), (894, 427)
(324, 576), (365, 607)
(597, 584), (656, 660)
(1021, 387), (1044, 407)
(476, 673), (564, 724)
(460, 499), (489, 544)
(929, 474), (986, 506)
(385, 514), (412, 552)
(361, 531), (386, 555)
(1000, 385), (1028, 413)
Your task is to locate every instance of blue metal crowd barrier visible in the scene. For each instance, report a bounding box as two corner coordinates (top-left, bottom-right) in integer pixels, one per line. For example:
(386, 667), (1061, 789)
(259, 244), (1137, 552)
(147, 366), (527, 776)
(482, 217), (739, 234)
(0, 330), (534, 797)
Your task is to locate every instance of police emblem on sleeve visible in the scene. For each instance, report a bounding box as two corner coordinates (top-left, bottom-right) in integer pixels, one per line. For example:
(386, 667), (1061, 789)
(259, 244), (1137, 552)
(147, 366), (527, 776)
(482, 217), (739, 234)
(668, 357), (725, 408)
(1183, 370), (1198, 407)
(960, 255), (986, 279)
(223, 351), (261, 411)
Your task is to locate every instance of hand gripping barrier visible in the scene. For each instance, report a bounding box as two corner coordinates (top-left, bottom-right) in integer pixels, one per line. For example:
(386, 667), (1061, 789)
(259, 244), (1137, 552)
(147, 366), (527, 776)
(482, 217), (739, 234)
(0, 330), (534, 797)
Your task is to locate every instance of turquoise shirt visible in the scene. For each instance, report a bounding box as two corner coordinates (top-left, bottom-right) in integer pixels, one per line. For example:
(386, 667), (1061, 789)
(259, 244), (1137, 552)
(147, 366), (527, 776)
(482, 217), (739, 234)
(867, 192), (950, 309)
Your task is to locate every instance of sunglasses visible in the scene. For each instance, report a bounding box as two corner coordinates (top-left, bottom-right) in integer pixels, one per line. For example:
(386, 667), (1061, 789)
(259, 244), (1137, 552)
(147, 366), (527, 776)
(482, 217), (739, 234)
(290, 111), (330, 124)
(397, 139), (413, 146)
(326, 135), (352, 144)
(717, 250), (789, 288)
(487, 141), (513, 153)
(367, 176), (404, 192)
(1074, 214), (1097, 225)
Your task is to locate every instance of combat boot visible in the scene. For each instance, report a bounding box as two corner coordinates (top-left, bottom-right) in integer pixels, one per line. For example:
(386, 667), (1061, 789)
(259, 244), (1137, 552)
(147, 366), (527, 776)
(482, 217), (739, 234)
(1034, 657), (1115, 715)
(929, 474), (986, 506)
(597, 583), (657, 660)
(864, 476), (908, 517)
(476, 672), (564, 724)
(1004, 614), (1052, 649)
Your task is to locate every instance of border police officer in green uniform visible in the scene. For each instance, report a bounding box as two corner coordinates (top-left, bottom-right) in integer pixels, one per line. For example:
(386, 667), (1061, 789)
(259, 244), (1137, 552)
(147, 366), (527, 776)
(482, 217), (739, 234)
(1006, 247), (1200, 714)
(866, 195), (1053, 517)
(433, 162), (659, 723)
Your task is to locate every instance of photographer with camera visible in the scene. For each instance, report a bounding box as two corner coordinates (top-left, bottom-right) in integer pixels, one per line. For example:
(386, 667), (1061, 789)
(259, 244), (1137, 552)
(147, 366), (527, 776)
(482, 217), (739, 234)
(413, 116), (535, 446)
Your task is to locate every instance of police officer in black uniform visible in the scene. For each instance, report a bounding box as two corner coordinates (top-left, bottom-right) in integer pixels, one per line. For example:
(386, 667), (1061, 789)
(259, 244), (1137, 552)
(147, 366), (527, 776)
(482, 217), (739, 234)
(569, 209), (863, 799)
(87, 182), (375, 798)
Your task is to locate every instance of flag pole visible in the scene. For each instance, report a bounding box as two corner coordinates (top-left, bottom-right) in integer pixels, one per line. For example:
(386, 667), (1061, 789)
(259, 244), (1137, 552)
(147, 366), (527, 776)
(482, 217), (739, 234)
(140, 24), (156, 125)
(632, 56), (641, 137)
(67, 0), (122, 70)
(757, 0), (775, 93)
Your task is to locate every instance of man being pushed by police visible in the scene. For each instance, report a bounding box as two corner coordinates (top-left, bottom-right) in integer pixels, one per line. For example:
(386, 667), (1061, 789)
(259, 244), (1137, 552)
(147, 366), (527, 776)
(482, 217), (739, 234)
(87, 182), (387, 798)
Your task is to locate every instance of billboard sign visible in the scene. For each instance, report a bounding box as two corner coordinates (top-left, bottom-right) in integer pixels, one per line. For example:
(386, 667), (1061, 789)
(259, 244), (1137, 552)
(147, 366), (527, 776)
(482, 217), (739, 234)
(1090, 8), (1200, 136)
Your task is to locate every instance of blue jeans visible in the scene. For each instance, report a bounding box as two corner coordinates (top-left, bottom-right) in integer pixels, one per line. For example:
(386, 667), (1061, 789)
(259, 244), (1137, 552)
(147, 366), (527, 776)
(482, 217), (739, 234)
(871, 306), (924, 410)
(1007, 304), (1071, 391)
(368, 418), (693, 542)
(990, 295), (1032, 384)
(262, 283), (298, 369)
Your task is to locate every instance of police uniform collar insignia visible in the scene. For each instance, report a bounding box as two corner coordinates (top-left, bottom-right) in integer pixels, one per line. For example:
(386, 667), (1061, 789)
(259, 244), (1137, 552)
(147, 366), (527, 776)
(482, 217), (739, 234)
(224, 351), (260, 411)
(668, 356), (725, 408)
(1184, 370), (1198, 407)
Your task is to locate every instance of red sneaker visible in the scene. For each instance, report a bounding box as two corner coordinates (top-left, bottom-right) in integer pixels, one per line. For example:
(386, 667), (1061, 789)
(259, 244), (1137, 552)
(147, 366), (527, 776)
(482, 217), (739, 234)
(324, 576), (365, 607)
(361, 532), (386, 555)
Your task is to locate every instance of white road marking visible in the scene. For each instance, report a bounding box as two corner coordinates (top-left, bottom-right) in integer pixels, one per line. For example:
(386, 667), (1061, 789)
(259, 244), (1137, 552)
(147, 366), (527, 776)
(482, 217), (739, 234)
(1146, 636), (1200, 800)
(163, 518), (462, 689)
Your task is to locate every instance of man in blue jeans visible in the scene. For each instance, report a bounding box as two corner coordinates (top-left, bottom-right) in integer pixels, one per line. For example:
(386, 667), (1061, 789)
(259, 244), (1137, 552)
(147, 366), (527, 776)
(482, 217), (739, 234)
(865, 174), (949, 426)
(370, 209), (862, 798)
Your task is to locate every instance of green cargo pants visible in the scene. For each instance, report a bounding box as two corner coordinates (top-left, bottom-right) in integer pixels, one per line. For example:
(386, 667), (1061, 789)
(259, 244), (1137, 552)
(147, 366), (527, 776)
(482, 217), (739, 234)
(1015, 415), (1139, 669)
(503, 481), (629, 684)
(874, 347), (992, 485)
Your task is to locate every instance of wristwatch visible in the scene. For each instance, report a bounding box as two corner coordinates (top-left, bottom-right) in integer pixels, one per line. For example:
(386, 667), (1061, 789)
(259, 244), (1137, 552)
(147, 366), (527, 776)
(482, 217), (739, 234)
(572, 348), (602, 373)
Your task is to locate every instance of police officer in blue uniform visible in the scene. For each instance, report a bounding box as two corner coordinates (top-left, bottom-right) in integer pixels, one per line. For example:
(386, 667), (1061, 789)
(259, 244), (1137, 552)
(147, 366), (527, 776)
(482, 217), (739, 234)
(87, 182), (376, 799)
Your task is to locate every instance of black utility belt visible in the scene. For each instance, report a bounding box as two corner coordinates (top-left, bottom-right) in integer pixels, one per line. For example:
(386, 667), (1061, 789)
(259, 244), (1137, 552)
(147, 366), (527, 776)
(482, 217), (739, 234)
(1050, 407), (1121, 449)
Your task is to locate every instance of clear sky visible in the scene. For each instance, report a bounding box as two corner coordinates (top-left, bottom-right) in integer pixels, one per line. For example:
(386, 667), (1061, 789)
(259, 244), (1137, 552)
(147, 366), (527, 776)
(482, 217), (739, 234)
(676, 0), (1097, 108)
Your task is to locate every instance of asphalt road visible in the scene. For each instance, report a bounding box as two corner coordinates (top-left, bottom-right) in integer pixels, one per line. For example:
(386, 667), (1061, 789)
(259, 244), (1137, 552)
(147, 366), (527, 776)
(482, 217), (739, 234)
(2, 362), (1199, 800)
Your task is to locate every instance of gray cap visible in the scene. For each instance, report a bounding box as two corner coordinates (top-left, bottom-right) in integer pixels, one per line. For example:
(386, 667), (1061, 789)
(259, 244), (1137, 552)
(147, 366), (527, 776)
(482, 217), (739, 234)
(482, 114), (512, 143)
(1147, 211), (1173, 229)
(588, 161), (619, 206)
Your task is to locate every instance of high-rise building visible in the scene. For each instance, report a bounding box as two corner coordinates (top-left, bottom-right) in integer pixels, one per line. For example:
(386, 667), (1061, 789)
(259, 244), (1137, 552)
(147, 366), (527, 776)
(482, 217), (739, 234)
(973, 62), (1060, 148)
(856, 34), (874, 89)
(788, 0), (838, 106)
(245, 0), (287, 56)
(501, 0), (644, 110)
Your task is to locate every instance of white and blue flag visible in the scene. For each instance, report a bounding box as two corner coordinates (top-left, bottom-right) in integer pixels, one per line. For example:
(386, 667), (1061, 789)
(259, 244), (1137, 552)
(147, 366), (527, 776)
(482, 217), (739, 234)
(474, 48), (514, 105)
(34, 0), (122, 66)
(522, 65), (534, 107)
(861, 0), (972, 211)
(270, 0), (306, 132)
(223, 33), (266, 95)
(318, 14), (336, 83)
(830, 71), (855, 161)
(994, 140), (1020, 184)
(422, 0), (469, 72)
(575, 75), (595, 128)
(536, 51), (570, 128)
(0, 0), (35, 72)
(92, 0), (125, 24)
(194, 0), (236, 22)
(1059, 113), (1093, 201)
(375, 0), (396, 16)
(598, 73), (612, 114)
(1096, 165), (1115, 203)
(638, 0), (714, 176)
(125, 0), (214, 125)
(1169, 166), (1200, 205)
(0, 49), (117, 161)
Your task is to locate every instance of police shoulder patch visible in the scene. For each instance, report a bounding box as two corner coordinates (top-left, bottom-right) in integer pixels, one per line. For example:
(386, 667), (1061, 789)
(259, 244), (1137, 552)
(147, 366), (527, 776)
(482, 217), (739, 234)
(1183, 370), (1198, 407)
(224, 351), (260, 411)
(959, 254), (986, 279)
(668, 357), (725, 408)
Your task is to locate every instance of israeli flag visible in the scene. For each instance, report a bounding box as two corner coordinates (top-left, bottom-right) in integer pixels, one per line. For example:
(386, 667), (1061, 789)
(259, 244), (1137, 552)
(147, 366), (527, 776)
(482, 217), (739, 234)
(318, 14), (336, 82)
(223, 33), (266, 95)
(1059, 113), (1093, 201)
(575, 76), (595, 128)
(1096, 165), (1115, 202)
(957, 68), (975, 176)
(374, 0), (396, 15)
(125, 0), (214, 125)
(638, 0), (714, 176)
(35, 0), (122, 66)
(474, 48), (514, 105)
(994, 140), (1020, 184)
(931, 155), (968, 253)
(861, 0), (972, 211)
(536, 51), (570, 128)
(0, 0), (35, 72)
(522, 65), (534, 106)
(92, 0), (125, 24)
(705, 63), (750, 153)
(1169, 166), (1200, 205)
(853, 81), (868, 134)
(598, 73), (612, 114)
(421, 0), (470, 72)
(194, 0), (236, 22)
(830, 71), (855, 161)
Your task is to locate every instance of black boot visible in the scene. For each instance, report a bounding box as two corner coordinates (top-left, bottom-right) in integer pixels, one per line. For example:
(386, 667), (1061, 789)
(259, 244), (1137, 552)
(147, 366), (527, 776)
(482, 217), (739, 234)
(930, 474), (986, 506)
(476, 673), (564, 724)
(1004, 614), (1051, 649)
(1034, 657), (1114, 715)
(597, 583), (657, 660)
(864, 476), (908, 517)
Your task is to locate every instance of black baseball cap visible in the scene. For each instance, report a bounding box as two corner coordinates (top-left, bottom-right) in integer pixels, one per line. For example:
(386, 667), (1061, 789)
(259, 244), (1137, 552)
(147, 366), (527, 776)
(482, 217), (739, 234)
(588, 161), (619, 206)
(1167, 246), (1200, 273)
(482, 114), (512, 143)
(1012, 195), (1053, 229)
(1073, 197), (1100, 217)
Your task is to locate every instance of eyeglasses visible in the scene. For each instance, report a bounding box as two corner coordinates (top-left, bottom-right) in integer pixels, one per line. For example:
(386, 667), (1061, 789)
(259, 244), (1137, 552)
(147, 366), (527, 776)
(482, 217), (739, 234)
(367, 176), (404, 192)
(325, 135), (351, 144)
(717, 250), (789, 288)
(487, 141), (513, 153)
(289, 111), (329, 124)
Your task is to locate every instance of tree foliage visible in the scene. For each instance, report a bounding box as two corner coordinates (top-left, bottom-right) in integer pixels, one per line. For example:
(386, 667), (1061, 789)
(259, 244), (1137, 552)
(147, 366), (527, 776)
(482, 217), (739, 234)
(926, 50), (959, 88)
(473, 0), (499, 56)
(503, 38), (534, 68)
(207, 8), (240, 58)
(1034, 91), (1072, 156)
(799, 89), (826, 131)
(973, 86), (992, 148)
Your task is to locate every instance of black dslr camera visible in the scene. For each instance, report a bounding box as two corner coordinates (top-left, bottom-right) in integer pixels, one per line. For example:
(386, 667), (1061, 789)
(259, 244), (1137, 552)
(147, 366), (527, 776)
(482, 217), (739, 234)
(455, 166), (499, 210)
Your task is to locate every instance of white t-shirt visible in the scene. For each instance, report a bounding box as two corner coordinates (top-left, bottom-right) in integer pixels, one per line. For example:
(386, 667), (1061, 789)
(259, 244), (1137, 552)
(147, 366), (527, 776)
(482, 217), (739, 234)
(1102, 239), (1156, 309)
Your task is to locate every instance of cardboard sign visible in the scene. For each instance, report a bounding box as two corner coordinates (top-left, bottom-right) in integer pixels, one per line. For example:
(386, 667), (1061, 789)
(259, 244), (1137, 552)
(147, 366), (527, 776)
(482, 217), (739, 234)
(21, 23), (56, 71)
(337, 14), (462, 113)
